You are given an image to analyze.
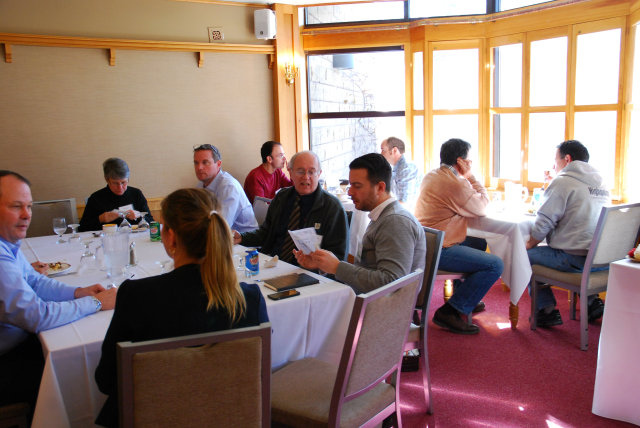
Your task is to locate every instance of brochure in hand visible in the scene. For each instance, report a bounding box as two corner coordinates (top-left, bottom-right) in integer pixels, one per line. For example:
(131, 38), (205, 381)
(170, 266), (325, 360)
(263, 273), (320, 291)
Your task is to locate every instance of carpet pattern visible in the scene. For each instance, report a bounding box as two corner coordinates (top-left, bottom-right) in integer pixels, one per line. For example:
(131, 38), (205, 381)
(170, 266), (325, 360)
(397, 282), (635, 428)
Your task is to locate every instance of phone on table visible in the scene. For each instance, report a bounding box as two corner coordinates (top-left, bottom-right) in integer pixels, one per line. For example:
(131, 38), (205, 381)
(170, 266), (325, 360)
(267, 289), (300, 300)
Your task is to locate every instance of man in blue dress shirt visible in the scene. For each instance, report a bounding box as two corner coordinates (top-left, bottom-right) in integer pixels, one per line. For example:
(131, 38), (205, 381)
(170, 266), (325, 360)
(0, 170), (116, 415)
(193, 144), (258, 233)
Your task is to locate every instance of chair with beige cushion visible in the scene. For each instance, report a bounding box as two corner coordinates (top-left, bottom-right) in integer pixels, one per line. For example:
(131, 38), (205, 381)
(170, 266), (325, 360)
(402, 226), (444, 415)
(271, 270), (424, 428)
(117, 322), (271, 428)
(530, 202), (640, 350)
(253, 196), (271, 226)
(27, 198), (78, 238)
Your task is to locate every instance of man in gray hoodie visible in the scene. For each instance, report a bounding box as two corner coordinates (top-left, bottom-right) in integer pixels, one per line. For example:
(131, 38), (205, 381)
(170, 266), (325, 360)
(526, 140), (611, 327)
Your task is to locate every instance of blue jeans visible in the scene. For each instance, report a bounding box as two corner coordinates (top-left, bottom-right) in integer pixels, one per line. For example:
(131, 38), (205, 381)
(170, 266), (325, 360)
(439, 237), (504, 315)
(527, 246), (608, 311)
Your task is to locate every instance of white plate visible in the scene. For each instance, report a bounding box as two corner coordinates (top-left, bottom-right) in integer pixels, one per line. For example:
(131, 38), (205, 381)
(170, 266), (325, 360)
(131, 227), (149, 233)
(47, 262), (72, 276)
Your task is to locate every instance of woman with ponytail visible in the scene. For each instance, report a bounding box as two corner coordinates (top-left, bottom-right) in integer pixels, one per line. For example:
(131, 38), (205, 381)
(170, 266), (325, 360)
(95, 188), (268, 427)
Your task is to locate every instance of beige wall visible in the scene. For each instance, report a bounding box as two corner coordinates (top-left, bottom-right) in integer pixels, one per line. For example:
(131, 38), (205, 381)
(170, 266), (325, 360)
(0, 0), (269, 44)
(0, 0), (275, 203)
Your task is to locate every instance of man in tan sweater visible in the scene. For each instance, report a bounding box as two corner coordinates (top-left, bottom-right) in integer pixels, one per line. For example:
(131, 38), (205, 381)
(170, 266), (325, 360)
(415, 138), (503, 335)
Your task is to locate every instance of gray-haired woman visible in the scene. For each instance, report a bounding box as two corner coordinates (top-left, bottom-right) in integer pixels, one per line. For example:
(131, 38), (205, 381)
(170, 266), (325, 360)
(79, 158), (153, 231)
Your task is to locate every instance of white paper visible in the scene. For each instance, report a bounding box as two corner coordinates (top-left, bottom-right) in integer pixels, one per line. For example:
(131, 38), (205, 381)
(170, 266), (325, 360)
(289, 227), (323, 254)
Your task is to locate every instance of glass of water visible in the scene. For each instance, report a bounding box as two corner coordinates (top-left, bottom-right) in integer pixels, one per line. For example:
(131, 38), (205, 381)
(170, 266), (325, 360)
(52, 217), (67, 244)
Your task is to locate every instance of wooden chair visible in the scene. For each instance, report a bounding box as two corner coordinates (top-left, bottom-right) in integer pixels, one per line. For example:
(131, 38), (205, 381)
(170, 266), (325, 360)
(530, 202), (640, 350)
(252, 196), (271, 226)
(117, 322), (271, 428)
(271, 270), (424, 428)
(403, 226), (445, 414)
(27, 198), (78, 238)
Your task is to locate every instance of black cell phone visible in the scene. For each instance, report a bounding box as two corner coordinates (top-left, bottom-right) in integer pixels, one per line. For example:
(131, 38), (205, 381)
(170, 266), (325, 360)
(267, 289), (300, 300)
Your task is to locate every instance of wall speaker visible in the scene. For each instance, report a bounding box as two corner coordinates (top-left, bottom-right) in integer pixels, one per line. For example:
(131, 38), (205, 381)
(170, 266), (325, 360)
(254, 9), (276, 40)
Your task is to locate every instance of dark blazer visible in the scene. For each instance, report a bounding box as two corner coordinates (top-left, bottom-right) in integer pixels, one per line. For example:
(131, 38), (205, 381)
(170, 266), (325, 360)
(240, 185), (349, 261)
(94, 264), (268, 427)
(79, 186), (153, 232)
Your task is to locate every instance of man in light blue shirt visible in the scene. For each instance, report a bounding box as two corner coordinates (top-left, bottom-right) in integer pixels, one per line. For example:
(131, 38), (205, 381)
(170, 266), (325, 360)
(193, 144), (258, 233)
(380, 137), (420, 206)
(0, 170), (116, 413)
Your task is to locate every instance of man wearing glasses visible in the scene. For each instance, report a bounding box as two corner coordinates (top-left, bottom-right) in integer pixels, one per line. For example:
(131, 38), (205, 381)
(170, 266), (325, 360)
(293, 153), (425, 295)
(380, 137), (420, 207)
(234, 151), (348, 264)
(243, 141), (293, 204)
(193, 144), (258, 233)
(415, 138), (504, 335)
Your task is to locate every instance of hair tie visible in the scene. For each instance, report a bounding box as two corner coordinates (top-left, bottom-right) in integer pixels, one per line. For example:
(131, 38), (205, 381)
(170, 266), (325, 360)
(209, 210), (217, 217)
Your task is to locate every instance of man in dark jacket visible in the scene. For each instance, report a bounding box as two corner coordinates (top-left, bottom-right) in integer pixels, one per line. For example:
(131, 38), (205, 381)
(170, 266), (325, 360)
(234, 150), (348, 264)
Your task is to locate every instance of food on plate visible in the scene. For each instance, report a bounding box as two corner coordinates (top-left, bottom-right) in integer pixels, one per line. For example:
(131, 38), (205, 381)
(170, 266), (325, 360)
(47, 261), (71, 273)
(628, 246), (640, 261)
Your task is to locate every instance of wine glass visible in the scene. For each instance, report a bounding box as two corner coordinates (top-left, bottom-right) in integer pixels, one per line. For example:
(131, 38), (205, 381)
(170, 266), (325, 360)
(52, 217), (67, 244)
(137, 212), (149, 229)
(118, 211), (132, 232)
(68, 223), (80, 241)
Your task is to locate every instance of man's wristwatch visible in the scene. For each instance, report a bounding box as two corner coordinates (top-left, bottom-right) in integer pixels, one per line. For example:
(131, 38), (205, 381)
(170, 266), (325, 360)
(91, 296), (102, 312)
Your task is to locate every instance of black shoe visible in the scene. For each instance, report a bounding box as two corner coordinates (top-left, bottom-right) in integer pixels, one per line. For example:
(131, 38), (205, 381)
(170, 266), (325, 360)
(588, 297), (605, 322)
(536, 309), (563, 328)
(433, 303), (480, 335)
(472, 301), (486, 313)
(401, 354), (419, 372)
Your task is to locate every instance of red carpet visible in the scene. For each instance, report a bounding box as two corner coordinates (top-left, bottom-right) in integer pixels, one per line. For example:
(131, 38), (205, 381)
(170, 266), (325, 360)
(397, 282), (636, 428)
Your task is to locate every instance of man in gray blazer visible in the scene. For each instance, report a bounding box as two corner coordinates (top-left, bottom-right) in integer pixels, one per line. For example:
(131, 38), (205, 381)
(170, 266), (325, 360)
(295, 153), (425, 294)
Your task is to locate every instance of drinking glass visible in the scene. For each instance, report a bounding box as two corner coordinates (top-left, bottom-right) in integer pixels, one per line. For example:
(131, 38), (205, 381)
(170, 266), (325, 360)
(102, 233), (129, 280)
(68, 223), (80, 241)
(52, 217), (67, 244)
(137, 212), (149, 229)
(118, 211), (132, 232)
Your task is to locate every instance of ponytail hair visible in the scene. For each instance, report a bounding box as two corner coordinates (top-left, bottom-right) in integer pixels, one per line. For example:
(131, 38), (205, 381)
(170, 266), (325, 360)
(161, 188), (246, 322)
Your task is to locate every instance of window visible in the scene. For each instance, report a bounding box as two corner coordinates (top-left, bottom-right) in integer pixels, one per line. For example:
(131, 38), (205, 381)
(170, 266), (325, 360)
(410, 0), (486, 18)
(307, 49), (405, 186)
(305, 2), (404, 25)
(530, 37), (567, 107)
(499, 0), (553, 11)
(575, 28), (621, 105)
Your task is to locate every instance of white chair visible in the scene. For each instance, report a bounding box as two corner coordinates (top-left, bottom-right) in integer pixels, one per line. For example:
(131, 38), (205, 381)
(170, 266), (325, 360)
(27, 198), (77, 238)
(118, 322), (271, 428)
(530, 202), (640, 350)
(252, 196), (271, 226)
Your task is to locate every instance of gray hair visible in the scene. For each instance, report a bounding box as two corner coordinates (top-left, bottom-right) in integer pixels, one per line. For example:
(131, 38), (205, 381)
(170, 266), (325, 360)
(288, 150), (321, 171)
(103, 158), (130, 180)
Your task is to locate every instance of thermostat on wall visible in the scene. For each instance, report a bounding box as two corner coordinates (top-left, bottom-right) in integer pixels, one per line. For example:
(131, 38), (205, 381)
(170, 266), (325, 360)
(208, 27), (224, 42)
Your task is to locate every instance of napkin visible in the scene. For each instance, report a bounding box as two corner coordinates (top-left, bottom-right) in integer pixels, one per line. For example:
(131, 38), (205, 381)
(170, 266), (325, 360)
(264, 255), (279, 268)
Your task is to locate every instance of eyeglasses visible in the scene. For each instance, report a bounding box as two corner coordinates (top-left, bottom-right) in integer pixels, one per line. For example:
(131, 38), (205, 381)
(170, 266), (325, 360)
(293, 169), (319, 177)
(193, 144), (221, 160)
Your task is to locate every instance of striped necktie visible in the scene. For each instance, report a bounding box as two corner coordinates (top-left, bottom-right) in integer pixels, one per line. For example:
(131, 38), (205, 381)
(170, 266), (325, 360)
(280, 196), (301, 263)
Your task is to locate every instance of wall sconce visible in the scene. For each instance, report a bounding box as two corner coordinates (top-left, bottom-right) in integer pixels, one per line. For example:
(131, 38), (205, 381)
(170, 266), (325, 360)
(283, 62), (299, 86)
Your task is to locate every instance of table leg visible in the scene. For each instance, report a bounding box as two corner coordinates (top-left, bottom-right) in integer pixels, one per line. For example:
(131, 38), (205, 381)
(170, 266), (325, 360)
(501, 280), (510, 292)
(509, 302), (519, 329)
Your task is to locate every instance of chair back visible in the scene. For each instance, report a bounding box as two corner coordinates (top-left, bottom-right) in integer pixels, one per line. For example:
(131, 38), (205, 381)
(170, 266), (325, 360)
(27, 198), (77, 238)
(416, 227), (445, 311)
(585, 202), (640, 277)
(329, 270), (423, 422)
(117, 322), (271, 428)
(253, 196), (271, 226)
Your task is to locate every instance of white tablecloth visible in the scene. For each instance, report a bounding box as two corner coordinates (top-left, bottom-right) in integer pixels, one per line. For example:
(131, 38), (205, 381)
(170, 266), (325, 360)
(24, 232), (355, 428)
(468, 208), (535, 305)
(592, 259), (640, 425)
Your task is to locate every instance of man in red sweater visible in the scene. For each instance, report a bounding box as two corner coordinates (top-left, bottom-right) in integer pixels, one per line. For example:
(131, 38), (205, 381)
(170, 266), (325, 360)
(243, 141), (293, 203)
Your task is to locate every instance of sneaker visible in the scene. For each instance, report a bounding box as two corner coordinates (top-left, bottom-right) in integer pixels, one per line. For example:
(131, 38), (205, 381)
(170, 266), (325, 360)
(588, 297), (605, 322)
(536, 309), (563, 328)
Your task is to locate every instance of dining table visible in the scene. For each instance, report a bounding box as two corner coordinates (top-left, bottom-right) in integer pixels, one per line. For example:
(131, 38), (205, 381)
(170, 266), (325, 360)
(592, 258), (640, 425)
(22, 230), (355, 428)
(467, 204), (536, 327)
